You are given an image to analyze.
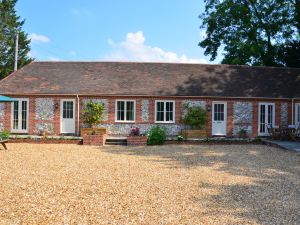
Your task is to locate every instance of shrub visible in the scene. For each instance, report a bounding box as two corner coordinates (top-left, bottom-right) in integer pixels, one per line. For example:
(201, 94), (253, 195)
(237, 129), (247, 138)
(130, 127), (140, 136)
(182, 104), (207, 129)
(82, 101), (105, 127)
(177, 135), (184, 141)
(147, 126), (167, 145)
(0, 130), (10, 140)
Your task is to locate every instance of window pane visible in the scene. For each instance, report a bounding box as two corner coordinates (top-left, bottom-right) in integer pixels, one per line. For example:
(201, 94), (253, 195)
(22, 101), (27, 130)
(13, 101), (19, 129)
(298, 105), (300, 123)
(117, 101), (125, 121)
(156, 102), (164, 121)
(126, 101), (134, 121)
(268, 105), (273, 125)
(260, 105), (265, 133)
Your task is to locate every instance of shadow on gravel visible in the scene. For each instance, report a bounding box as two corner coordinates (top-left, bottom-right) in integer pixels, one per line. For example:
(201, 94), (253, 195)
(103, 145), (300, 224)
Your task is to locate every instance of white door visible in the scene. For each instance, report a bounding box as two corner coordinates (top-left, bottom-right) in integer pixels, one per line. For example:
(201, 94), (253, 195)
(212, 102), (227, 136)
(258, 103), (275, 136)
(61, 99), (75, 134)
(11, 99), (29, 133)
(296, 103), (300, 125)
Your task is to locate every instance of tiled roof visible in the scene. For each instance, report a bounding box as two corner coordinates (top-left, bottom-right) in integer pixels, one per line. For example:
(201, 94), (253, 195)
(0, 61), (299, 98)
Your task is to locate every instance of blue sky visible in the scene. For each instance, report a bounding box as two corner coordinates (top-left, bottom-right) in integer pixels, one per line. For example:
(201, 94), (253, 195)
(16, 0), (220, 63)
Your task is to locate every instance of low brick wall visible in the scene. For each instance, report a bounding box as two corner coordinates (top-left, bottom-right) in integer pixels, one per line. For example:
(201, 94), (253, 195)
(127, 136), (148, 146)
(83, 134), (106, 146)
(9, 139), (82, 144)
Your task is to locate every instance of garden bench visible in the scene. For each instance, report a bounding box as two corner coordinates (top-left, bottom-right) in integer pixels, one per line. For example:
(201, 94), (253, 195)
(0, 139), (8, 150)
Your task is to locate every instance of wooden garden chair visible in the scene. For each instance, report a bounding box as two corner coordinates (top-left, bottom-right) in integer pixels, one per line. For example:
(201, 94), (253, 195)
(267, 124), (281, 140)
(0, 138), (8, 150)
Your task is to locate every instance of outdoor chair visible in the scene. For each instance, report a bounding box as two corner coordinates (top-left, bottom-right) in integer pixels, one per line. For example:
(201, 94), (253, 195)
(267, 124), (281, 140)
(0, 137), (8, 150)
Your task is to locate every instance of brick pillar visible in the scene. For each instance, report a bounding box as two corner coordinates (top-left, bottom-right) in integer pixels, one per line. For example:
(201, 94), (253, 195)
(4, 102), (11, 132)
(28, 97), (35, 134)
(252, 101), (259, 137)
(148, 99), (155, 123)
(206, 99), (212, 137)
(135, 99), (142, 123)
(53, 97), (61, 135)
(275, 102), (281, 127)
(175, 100), (181, 124)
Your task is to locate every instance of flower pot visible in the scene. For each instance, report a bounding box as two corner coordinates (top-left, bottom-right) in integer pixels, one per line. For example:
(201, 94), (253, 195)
(127, 136), (148, 146)
(180, 129), (207, 139)
(82, 134), (106, 146)
(80, 128), (107, 136)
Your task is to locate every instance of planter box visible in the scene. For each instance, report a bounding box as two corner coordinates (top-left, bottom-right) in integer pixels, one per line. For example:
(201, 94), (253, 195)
(80, 128), (107, 136)
(127, 136), (148, 146)
(83, 134), (106, 146)
(180, 129), (207, 139)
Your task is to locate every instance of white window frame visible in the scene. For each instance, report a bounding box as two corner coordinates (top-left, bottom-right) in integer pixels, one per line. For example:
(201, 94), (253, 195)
(115, 100), (136, 123)
(11, 98), (29, 133)
(155, 100), (175, 123)
(296, 103), (300, 125)
(258, 102), (275, 136)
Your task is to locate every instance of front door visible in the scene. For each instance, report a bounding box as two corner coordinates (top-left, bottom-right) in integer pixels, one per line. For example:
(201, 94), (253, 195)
(212, 102), (227, 136)
(11, 98), (29, 133)
(258, 103), (275, 136)
(61, 99), (75, 134)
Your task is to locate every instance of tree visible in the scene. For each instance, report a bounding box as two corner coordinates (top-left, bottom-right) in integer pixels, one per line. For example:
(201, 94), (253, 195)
(199, 0), (299, 67)
(0, 0), (32, 80)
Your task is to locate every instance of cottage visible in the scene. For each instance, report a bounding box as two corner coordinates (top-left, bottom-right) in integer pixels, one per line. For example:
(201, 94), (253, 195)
(0, 61), (299, 138)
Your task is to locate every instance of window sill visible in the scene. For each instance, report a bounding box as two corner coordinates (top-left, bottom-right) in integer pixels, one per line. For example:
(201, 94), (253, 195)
(115, 121), (136, 124)
(154, 121), (175, 124)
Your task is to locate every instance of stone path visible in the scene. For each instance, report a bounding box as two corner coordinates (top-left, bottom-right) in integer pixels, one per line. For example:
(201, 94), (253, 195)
(263, 139), (300, 152)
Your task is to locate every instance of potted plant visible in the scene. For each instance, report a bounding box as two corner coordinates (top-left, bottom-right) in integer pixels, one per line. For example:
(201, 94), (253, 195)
(181, 103), (208, 139)
(127, 127), (148, 146)
(81, 101), (107, 136)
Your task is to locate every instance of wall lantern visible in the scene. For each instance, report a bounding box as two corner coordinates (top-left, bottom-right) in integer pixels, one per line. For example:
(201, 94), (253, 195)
(55, 102), (59, 109)
(207, 104), (211, 112)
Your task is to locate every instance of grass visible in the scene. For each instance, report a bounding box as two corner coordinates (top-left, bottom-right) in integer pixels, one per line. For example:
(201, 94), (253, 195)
(0, 143), (299, 224)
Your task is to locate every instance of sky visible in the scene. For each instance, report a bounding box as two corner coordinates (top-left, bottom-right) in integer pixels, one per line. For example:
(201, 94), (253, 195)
(16, 0), (221, 64)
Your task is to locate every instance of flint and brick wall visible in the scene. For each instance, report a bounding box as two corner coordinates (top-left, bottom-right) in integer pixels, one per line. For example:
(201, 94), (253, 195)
(0, 95), (294, 138)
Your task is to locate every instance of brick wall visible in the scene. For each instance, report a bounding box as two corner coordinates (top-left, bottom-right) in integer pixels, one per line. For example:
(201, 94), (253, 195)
(1, 95), (293, 138)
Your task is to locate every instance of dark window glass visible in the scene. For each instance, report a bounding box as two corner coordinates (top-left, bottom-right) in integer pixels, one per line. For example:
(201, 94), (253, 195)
(22, 101), (27, 130)
(117, 101), (134, 121)
(13, 101), (19, 129)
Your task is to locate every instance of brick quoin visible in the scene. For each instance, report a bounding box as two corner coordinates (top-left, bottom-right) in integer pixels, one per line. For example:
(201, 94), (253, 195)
(1, 95), (294, 138)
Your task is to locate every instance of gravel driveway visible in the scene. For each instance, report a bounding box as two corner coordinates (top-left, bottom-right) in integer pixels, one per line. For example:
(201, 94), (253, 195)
(0, 143), (299, 224)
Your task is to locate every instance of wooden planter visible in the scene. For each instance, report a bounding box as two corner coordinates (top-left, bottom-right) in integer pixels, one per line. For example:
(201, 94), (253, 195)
(180, 129), (207, 139)
(127, 136), (148, 146)
(83, 134), (106, 146)
(80, 128), (107, 136)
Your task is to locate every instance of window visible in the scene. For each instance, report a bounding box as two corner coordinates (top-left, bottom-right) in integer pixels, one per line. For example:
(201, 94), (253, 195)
(155, 100), (175, 123)
(213, 103), (225, 121)
(11, 99), (29, 133)
(115, 100), (135, 122)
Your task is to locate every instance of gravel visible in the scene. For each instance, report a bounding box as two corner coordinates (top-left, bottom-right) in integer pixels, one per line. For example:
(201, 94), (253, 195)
(0, 143), (299, 224)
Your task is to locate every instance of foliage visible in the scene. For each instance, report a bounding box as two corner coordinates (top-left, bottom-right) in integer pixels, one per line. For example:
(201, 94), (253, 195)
(0, 130), (10, 140)
(177, 135), (184, 141)
(199, 0), (299, 67)
(237, 129), (247, 138)
(147, 126), (167, 145)
(182, 104), (207, 129)
(0, 0), (33, 79)
(82, 101), (105, 127)
(130, 127), (140, 136)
